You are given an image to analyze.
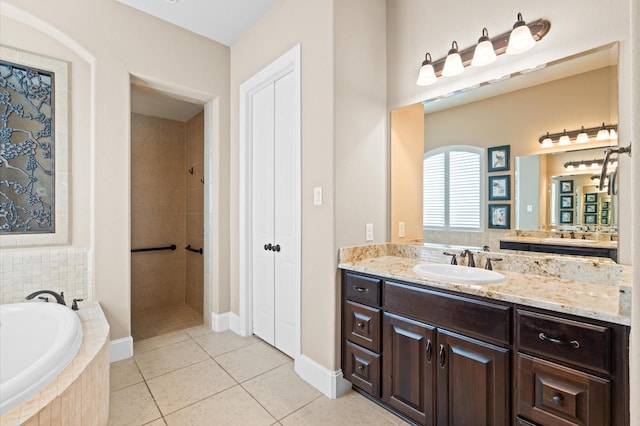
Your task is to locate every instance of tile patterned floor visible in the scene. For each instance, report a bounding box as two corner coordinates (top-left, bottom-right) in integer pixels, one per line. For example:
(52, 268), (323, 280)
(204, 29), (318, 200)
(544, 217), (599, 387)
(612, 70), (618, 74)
(109, 326), (408, 425)
(131, 304), (203, 340)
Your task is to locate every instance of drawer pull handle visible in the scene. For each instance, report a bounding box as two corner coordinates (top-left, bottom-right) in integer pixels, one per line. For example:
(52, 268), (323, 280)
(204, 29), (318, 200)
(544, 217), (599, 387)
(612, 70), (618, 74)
(356, 321), (364, 328)
(354, 286), (369, 293)
(552, 394), (563, 406)
(438, 344), (446, 368)
(426, 339), (432, 363)
(538, 332), (580, 349)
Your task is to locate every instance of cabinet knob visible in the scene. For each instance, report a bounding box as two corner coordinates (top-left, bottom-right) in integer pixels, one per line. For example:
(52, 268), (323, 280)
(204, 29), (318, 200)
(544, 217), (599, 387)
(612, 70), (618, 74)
(273, 244), (281, 252)
(356, 322), (364, 328)
(264, 243), (272, 251)
(357, 365), (364, 372)
(552, 394), (563, 406)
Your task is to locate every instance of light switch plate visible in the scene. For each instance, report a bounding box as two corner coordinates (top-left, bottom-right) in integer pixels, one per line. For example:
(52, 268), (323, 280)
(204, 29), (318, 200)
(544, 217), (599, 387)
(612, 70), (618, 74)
(313, 187), (323, 206)
(399, 222), (405, 238)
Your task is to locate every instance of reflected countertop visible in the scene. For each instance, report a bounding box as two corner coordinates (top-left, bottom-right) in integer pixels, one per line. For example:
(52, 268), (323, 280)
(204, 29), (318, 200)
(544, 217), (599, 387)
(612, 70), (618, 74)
(499, 235), (617, 249)
(338, 244), (631, 326)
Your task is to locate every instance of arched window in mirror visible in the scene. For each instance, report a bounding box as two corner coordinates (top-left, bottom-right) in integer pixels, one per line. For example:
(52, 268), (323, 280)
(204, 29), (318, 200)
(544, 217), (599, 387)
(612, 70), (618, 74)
(423, 146), (483, 231)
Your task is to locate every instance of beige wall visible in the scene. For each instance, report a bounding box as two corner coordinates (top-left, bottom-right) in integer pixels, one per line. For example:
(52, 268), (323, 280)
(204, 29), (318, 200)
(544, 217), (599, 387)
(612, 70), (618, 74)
(390, 103), (424, 242)
(230, 0), (386, 370)
(0, 0), (229, 339)
(130, 114), (187, 312)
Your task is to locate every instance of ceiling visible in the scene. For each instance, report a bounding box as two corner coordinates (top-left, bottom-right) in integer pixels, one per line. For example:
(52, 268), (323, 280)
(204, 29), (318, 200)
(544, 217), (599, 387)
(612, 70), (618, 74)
(117, 0), (278, 46)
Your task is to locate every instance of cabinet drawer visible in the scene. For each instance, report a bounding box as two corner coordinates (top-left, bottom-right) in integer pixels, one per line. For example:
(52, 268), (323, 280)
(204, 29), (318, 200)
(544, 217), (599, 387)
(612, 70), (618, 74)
(344, 272), (381, 307)
(345, 301), (381, 352)
(516, 309), (611, 373)
(344, 341), (380, 397)
(517, 353), (610, 426)
(384, 281), (511, 344)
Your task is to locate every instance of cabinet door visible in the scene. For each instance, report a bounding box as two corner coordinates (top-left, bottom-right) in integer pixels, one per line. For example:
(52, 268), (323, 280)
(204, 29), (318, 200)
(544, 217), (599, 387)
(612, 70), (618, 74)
(436, 329), (510, 426)
(382, 313), (436, 425)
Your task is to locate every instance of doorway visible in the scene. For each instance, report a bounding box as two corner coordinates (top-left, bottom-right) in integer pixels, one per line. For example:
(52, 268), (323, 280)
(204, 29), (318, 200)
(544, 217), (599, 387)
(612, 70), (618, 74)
(130, 84), (205, 340)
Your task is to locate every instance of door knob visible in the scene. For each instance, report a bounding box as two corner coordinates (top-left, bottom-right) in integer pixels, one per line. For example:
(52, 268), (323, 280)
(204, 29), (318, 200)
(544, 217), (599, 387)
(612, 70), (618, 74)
(273, 244), (281, 252)
(264, 243), (272, 251)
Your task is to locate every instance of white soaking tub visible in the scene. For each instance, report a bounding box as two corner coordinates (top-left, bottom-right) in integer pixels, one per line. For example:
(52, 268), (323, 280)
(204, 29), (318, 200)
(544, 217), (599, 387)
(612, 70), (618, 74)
(0, 302), (83, 416)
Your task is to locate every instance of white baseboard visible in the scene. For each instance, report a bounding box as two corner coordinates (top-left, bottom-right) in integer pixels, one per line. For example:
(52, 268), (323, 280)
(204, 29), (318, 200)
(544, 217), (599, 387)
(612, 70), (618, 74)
(229, 312), (243, 335)
(211, 312), (230, 332)
(109, 336), (133, 363)
(294, 354), (351, 399)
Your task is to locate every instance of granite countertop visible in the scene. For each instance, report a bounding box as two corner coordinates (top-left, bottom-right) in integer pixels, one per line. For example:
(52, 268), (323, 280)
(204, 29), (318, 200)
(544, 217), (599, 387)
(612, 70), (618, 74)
(338, 244), (631, 326)
(500, 235), (617, 249)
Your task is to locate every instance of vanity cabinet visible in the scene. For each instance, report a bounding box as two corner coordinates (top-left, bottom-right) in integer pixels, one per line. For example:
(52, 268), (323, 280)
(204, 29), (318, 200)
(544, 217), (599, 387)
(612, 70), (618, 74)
(340, 270), (629, 426)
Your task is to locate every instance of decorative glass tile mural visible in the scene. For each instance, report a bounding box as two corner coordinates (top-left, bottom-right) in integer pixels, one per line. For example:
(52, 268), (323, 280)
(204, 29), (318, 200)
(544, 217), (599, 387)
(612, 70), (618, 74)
(0, 60), (54, 233)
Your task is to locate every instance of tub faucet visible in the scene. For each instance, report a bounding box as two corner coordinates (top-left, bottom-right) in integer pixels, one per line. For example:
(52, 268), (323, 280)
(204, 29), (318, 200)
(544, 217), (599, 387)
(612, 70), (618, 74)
(460, 250), (475, 267)
(26, 290), (66, 306)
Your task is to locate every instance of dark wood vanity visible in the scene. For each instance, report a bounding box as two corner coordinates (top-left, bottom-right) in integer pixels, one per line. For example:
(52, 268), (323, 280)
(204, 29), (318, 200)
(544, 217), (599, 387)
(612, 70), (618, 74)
(341, 270), (629, 426)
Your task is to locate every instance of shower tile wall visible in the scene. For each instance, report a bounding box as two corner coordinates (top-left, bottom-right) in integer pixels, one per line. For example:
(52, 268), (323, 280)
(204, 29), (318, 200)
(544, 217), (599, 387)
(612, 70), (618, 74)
(131, 113), (187, 313)
(185, 112), (204, 314)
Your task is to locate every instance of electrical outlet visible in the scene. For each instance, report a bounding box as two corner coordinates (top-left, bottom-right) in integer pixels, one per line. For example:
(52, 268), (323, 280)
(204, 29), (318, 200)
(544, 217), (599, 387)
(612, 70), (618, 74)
(365, 223), (374, 241)
(399, 222), (405, 238)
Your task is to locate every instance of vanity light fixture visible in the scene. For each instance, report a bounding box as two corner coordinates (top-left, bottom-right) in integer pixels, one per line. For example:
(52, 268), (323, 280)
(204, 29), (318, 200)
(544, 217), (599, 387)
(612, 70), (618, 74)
(416, 53), (438, 86)
(558, 129), (571, 146)
(540, 132), (554, 148)
(471, 28), (497, 67)
(415, 13), (550, 86)
(566, 163), (575, 171)
(590, 159), (600, 169)
(506, 13), (537, 55)
(442, 41), (464, 76)
(538, 123), (618, 147)
(576, 126), (590, 144)
(577, 161), (587, 171)
(563, 158), (616, 170)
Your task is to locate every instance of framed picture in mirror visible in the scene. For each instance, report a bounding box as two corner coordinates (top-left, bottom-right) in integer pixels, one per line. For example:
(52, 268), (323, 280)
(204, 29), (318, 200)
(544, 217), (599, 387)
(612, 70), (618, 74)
(560, 180), (574, 194)
(488, 204), (510, 229)
(602, 216), (609, 225)
(560, 210), (573, 224)
(560, 195), (573, 209)
(602, 201), (610, 209)
(488, 175), (510, 201)
(584, 214), (597, 224)
(487, 145), (510, 172)
(585, 193), (598, 203)
(584, 204), (597, 214)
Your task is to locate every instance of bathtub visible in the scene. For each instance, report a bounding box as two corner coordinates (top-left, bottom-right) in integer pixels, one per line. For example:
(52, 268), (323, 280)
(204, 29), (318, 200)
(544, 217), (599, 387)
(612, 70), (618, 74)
(0, 302), (83, 416)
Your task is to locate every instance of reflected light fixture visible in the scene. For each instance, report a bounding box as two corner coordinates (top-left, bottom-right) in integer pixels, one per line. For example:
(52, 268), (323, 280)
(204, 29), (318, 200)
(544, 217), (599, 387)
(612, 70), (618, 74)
(596, 122), (610, 141)
(590, 159), (600, 169)
(578, 161), (587, 171)
(576, 126), (590, 144)
(442, 41), (464, 76)
(415, 13), (550, 86)
(558, 129), (571, 146)
(416, 53), (438, 86)
(471, 28), (497, 67)
(609, 128), (618, 139)
(541, 132), (553, 148)
(506, 13), (537, 55)
(566, 163), (575, 171)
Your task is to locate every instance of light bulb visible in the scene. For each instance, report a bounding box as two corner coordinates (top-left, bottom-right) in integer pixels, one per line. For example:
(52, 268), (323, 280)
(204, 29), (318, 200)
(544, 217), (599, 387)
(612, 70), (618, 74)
(596, 123), (610, 141)
(471, 28), (497, 67)
(506, 13), (536, 55)
(558, 130), (571, 146)
(442, 41), (464, 77)
(416, 53), (437, 86)
(576, 126), (589, 143)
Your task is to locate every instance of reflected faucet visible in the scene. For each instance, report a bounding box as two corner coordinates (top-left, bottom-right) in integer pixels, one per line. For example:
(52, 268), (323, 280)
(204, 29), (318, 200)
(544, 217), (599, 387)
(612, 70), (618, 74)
(460, 250), (475, 267)
(25, 290), (66, 306)
(443, 252), (457, 265)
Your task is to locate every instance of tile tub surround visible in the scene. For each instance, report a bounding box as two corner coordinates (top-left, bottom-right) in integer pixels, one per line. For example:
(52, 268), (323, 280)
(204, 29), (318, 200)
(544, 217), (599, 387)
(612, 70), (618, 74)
(339, 244), (631, 325)
(0, 247), (90, 305)
(0, 304), (110, 426)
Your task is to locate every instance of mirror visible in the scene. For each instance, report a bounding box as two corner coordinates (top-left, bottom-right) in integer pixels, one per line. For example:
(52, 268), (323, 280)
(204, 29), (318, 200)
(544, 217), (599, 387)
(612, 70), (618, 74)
(516, 147), (617, 231)
(390, 43), (619, 253)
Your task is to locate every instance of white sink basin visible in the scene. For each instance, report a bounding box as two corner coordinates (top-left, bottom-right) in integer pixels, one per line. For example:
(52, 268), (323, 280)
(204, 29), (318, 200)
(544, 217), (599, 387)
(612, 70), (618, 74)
(543, 237), (597, 244)
(412, 263), (505, 284)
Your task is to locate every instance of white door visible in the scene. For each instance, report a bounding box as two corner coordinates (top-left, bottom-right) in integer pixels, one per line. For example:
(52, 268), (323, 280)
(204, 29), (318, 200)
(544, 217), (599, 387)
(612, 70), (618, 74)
(251, 70), (298, 358)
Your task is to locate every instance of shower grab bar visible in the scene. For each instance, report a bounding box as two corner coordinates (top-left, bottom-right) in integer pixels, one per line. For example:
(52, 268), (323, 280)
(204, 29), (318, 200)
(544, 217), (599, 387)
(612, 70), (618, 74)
(185, 245), (203, 255)
(131, 244), (177, 253)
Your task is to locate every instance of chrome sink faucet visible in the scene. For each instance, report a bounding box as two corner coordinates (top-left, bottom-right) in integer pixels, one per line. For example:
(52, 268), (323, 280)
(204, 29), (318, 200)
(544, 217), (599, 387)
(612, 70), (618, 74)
(460, 250), (475, 267)
(25, 290), (66, 306)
